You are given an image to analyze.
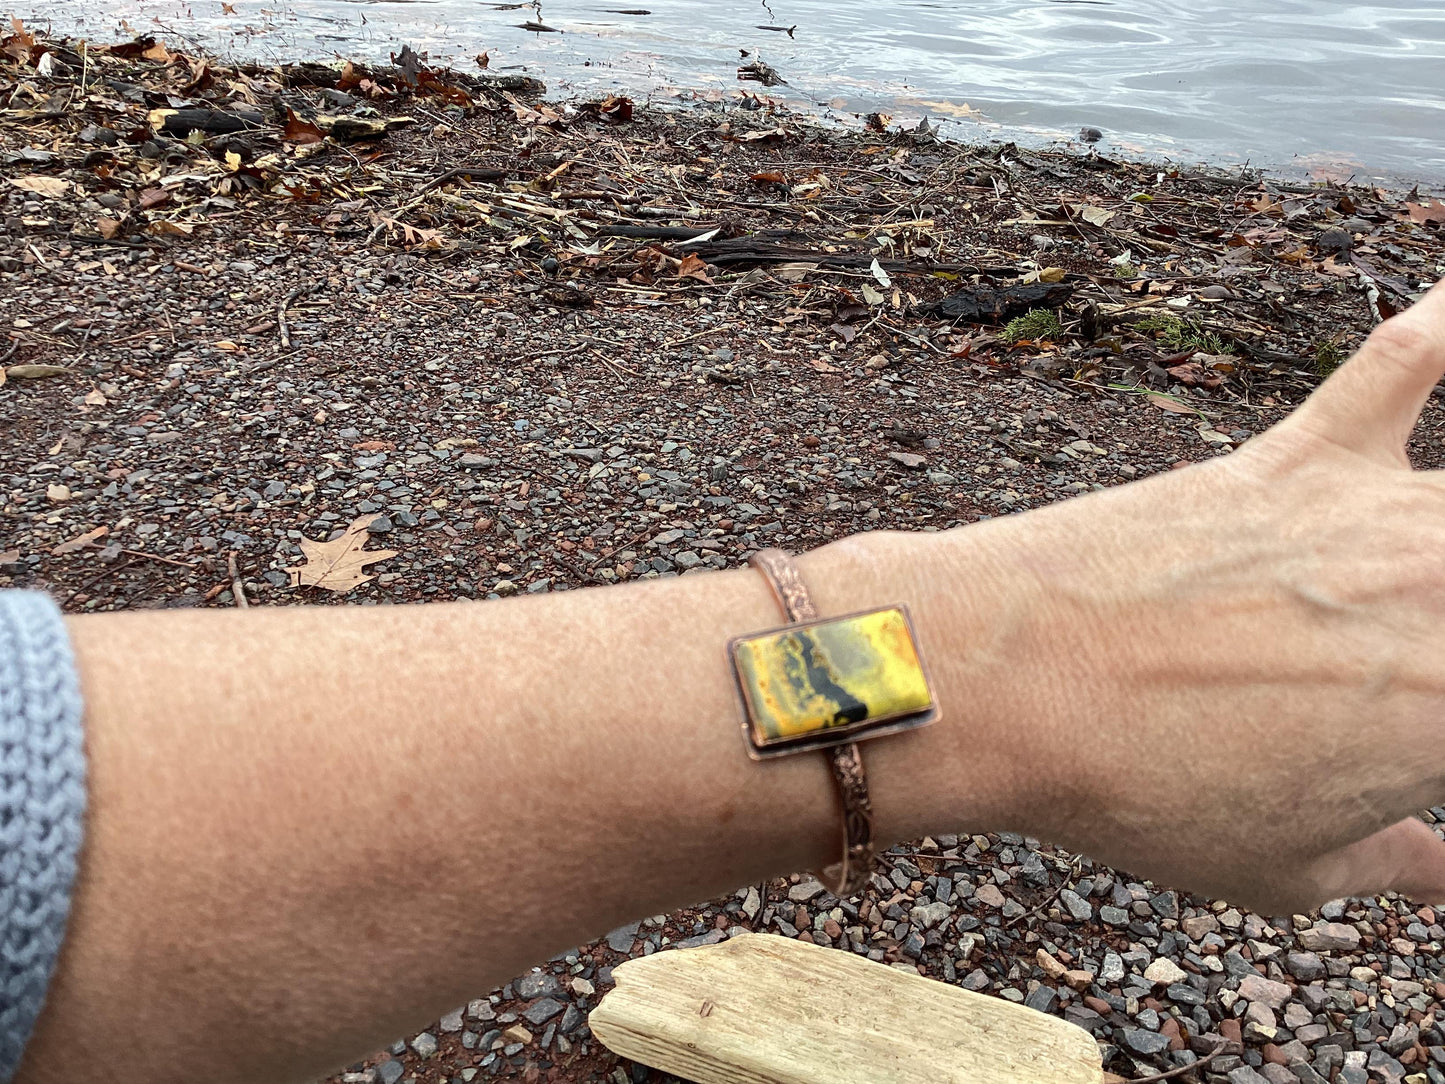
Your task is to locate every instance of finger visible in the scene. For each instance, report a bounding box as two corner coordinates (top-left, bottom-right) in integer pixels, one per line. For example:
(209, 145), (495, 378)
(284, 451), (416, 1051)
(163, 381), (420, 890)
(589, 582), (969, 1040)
(1296, 278), (1445, 463)
(1306, 816), (1445, 905)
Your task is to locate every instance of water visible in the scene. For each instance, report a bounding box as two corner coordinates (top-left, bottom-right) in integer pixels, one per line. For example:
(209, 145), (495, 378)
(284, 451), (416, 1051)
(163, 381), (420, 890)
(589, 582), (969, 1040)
(11, 0), (1445, 183)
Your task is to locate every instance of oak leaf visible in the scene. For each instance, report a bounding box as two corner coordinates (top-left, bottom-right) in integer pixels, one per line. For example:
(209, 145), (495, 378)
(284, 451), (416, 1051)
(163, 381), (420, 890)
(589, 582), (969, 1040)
(1405, 199), (1445, 225)
(52, 526), (108, 554)
(9, 175), (69, 198)
(285, 515), (398, 592)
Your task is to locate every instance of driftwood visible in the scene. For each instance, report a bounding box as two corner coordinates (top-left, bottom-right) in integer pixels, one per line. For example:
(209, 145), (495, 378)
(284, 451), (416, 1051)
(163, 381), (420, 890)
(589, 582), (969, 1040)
(589, 933), (1104, 1084)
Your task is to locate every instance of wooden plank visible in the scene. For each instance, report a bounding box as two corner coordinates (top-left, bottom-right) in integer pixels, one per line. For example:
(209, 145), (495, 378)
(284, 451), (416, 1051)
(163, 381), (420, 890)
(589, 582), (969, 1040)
(589, 933), (1103, 1084)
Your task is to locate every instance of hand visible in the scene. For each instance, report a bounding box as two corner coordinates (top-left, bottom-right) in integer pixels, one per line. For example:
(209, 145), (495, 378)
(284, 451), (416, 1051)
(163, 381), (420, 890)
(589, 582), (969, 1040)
(903, 281), (1445, 913)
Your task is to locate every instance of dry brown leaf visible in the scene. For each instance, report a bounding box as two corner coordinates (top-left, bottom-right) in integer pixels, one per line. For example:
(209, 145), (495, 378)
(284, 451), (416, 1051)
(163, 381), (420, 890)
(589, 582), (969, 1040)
(285, 515), (398, 592)
(676, 253), (713, 284)
(1405, 199), (1445, 225)
(52, 526), (108, 555)
(9, 175), (70, 198)
(1145, 392), (1198, 415)
(1079, 205), (1116, 227)
(6, 364), (71, 379)
(809, 357), (843, 374)
(283, 109), (325, 145)
(97, 216), (122, 239)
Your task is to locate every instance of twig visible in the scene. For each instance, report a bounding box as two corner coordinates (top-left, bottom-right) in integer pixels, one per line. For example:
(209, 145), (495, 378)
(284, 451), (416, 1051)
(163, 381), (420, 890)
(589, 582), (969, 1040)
(64, 557), (136, 607)
(1003, 857), (1083, 928)
(0, 338), (18, 364)
(227, 552), (249, 609)
(588, 347), (640, 377)
(119, 548), (194, 568)
(1123, 1041), (1230, 1083)
(277, 303), (291, 349)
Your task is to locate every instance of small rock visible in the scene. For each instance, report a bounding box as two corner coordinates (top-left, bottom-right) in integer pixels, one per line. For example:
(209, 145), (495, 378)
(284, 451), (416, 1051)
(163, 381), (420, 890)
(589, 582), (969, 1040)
(1182, 913), (1221, 940)
(1296, 923), (1360, 952)
(376, 1060), (404, 1084)
(1100, 952), (1125, 984)
(974, 883), (1006, 908)
(1059, 888), (1093, 922)
(788, 878), (826, 903)
(741, 885), (761, 920)
(1238, 973), (1293, 1011)
(439, 1008), (464, 1033)
(888, 451), (927, 470)
(1036, 948), (1068, 981)
(411, 1032), (438, 1058)
(606, 921), (640, 953)
(1284, 952), (1325, 982)
(1079, 126), (1104, 143)
(1315, 228), (1353, 256)
(1122, 1027), (1172, 1056)
(515, 971), (558, 999)
(910, 900), (952, 930)
(522, 998), (565, 1027)
(1100, 904), (1129, 926)
(1144, 957), (1188, 986)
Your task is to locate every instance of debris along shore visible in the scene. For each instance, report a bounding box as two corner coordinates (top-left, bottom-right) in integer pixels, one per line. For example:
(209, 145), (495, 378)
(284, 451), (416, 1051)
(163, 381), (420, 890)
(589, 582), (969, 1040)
(4, 22), (1445, 1084)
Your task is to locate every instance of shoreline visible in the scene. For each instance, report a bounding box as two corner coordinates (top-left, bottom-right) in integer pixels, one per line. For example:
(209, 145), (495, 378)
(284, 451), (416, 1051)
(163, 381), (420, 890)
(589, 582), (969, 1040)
(4, 27), (1445, 1084)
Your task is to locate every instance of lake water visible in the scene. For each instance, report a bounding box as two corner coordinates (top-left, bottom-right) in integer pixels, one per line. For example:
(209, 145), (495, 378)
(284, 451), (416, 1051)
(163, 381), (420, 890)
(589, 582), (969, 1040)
(11, 0), (1445, 183)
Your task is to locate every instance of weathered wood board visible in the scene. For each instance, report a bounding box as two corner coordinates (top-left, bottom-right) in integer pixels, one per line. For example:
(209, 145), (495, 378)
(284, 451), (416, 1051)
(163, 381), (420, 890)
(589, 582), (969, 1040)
(589, 933), (1104, 1084)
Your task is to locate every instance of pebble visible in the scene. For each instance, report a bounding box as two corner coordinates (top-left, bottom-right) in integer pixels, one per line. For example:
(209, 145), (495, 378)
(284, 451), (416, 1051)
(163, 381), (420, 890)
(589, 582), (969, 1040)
(409, 1032), (437, 1058)
(1296, 922), (1361, 952)
(1143, 957), (1187, 985)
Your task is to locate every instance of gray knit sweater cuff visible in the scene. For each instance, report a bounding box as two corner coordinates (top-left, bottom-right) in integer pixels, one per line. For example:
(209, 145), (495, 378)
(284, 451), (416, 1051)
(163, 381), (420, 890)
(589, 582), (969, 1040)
(0, 592), (86, 1082)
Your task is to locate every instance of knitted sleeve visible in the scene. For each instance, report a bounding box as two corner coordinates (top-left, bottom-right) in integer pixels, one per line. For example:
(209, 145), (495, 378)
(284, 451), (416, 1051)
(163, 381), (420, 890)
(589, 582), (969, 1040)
(0, 592), (86, 1082)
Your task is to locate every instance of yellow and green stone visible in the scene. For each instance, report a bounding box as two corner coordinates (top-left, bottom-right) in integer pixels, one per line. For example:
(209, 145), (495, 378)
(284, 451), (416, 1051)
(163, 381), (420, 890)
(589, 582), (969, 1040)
(731, 607), (933, 752)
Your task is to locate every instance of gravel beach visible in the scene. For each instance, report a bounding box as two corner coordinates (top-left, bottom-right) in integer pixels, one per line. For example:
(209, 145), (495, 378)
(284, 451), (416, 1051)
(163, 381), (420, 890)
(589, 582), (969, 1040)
(3, 27), (1444, 1084)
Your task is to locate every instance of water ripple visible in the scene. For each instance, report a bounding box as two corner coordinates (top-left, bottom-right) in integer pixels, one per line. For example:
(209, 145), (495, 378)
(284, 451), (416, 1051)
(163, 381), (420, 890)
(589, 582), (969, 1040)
(10, 0), (1444, 180)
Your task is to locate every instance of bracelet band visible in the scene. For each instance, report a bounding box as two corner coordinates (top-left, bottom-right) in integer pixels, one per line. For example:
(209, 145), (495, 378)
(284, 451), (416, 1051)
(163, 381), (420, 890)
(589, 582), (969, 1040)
(748, 548), (876, 897)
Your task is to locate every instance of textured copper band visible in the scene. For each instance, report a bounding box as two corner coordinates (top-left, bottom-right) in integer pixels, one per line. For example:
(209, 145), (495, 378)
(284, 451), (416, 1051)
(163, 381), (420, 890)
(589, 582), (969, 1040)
(749, 548), (875, 898)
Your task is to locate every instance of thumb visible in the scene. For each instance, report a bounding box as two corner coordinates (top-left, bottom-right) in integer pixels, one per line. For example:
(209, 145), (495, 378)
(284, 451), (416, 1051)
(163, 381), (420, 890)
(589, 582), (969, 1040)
(1294, 279), (1445, 465)
(1306, 816), (1445, 906)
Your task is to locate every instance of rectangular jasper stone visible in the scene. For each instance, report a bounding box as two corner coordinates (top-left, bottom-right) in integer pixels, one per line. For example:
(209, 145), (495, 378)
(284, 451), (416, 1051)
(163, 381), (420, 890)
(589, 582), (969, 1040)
(729, 606), (937, 758)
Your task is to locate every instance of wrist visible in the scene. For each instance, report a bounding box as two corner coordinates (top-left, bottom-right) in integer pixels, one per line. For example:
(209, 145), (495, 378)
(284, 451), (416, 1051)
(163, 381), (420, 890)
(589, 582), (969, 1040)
(797, 526), (1053, 847)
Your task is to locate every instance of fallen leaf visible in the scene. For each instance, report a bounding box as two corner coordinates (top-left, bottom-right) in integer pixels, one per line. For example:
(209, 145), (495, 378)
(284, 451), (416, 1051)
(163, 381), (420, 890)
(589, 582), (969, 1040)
(9, 175), (70, 198)
(1405, 199), (1445, 225)
(1145, 392), (1198, 415)
(676, 253), (713, 283)
(142, 39), (172, 63)
(138, 187), (171, 209)
(46, 483), (71, 503)
(1197, 424), (1235, 444)
(52, 526), (108, 555)
(1079, 205), (1116, 227)
(283, 109), (325, 145)
(809, 357), (843, 374)
(97, 217), (122, 239)
(750, 171), (787, 186)
(1038, 266), (1067, 284)
(284, 515), (399, 593)
(869, 258), (892, 290)
(212, 340), (242, 352)
(84, 388), (107, 406)
(859, 283), (885, 307)
(6, 364), (71, 379)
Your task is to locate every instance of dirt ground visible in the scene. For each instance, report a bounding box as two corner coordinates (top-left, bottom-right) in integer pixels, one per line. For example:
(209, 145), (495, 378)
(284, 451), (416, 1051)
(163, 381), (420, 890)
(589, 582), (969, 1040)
(3, 26), (1444, 1084)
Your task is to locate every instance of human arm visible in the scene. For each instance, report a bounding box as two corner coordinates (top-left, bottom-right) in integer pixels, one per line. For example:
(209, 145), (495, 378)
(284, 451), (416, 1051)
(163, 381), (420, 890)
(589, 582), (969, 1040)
(16, 283), (1445, 1084)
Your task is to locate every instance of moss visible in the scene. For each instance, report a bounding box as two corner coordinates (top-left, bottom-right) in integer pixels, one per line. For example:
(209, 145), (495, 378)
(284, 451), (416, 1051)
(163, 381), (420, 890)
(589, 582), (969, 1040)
(1003, 308), (1064, 344)
(1135, 313), (1233, 355)
(1313, 338), (1345, 378)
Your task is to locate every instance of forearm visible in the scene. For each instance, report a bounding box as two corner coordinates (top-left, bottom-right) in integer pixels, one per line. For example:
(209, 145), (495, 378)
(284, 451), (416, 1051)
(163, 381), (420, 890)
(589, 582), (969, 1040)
(20, 528), (1032, 1084)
